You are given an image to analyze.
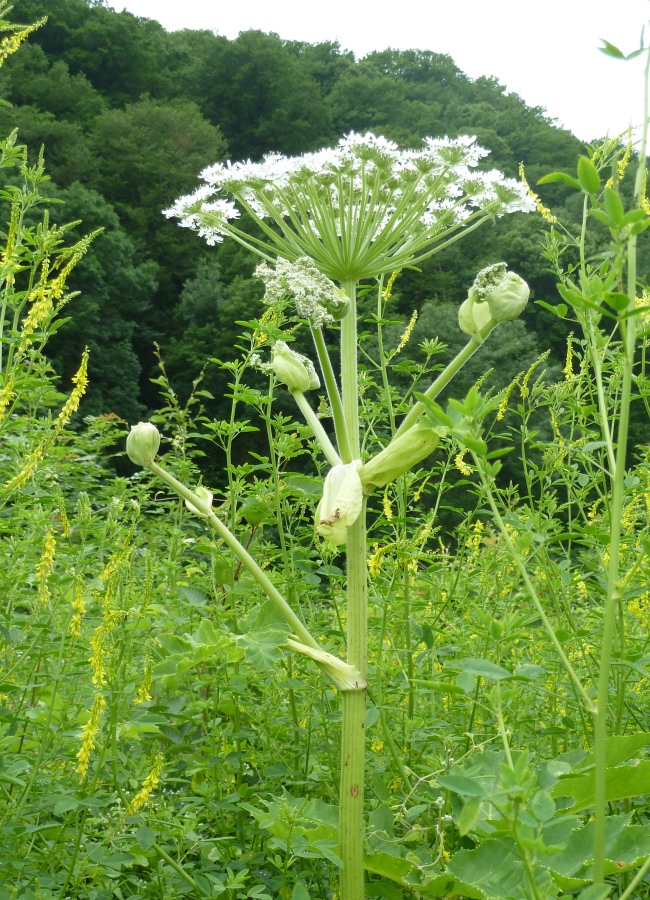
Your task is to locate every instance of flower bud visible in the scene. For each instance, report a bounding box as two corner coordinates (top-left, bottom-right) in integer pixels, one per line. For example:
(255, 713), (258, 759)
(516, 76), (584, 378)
(126, 422), (160, 467)
(466, 263), (529, 326)
(315, 460), (363, 545)
(271, 341), (320, 392)
(320, 286), (351, 321)
(184, 485), (213, 518)
(458, 296), (494, 342)
(359, 424), (441, 492)
(486, 271), (529, 322)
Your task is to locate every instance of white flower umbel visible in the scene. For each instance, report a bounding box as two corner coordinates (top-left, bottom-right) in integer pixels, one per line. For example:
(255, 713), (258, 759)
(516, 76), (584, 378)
(164, 132), (534, 282)
(256, 257), (349, 326)
(316, 460), (363, 545)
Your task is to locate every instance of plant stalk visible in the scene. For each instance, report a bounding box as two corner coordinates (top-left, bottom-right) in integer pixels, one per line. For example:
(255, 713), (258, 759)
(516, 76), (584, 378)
(338, 279), (367, 899)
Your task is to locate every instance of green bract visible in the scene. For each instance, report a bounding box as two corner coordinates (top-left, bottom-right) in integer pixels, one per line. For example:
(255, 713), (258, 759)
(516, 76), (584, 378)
(255, 341), (320, 392)
(126, 422), (160, 467)
(184, 485), (213, 518)
(359, 423), (442, 492)
(165, 133), (533, 282)
(315, 460), (363, 545)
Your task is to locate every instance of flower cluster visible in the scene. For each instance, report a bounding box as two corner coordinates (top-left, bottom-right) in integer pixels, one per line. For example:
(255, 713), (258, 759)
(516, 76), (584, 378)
(164, 132), (534, 282)
(256, 256), (349, 326)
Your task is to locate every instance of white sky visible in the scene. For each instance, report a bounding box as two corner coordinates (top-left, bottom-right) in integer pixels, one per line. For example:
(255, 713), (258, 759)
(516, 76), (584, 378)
(111, 0), (650, 144)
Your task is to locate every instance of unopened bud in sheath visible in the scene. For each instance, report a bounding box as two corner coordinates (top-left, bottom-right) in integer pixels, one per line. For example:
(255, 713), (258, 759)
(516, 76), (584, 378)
(126, 422), (160, 467)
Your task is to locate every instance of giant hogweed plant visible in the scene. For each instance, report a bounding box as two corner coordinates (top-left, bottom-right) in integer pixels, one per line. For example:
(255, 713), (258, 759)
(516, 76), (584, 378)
(126, 132), (534, 897)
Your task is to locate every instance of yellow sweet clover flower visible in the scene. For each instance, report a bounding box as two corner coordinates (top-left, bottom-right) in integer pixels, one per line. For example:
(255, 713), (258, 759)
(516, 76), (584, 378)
(454, 449), (473, 476)
(36, 528), (56, 606)
(518, 162), (558, 224)
(76, 691), (105, 783)
(134, 657), (153, 705)
(3, 348), (90, 493)
(563, 332), (574, 380)
(0, 374), (15, 421)
(396, 310), (418, 354)
(126, 752), (164, 816)
(70, 580), (86, 639)
(382, 486), (393, 521)
(520, 350), (550, 399)
(382, 269), (401, 302)
(496, 378), (517, 421)
(466, 520), (484, 557)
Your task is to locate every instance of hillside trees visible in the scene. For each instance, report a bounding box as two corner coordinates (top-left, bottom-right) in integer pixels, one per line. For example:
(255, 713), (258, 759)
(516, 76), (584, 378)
(0, 0), (590, 420)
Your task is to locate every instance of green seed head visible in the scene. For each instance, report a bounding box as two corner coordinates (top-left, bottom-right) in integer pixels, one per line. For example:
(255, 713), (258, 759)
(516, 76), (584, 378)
(126, 422), (160, 467)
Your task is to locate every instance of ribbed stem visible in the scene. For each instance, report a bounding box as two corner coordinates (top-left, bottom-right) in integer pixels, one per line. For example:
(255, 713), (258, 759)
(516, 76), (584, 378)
(338, 279), (367, 899)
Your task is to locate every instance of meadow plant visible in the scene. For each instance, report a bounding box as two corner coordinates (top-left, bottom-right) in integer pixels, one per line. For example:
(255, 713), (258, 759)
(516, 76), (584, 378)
(130, 132), (534, 897)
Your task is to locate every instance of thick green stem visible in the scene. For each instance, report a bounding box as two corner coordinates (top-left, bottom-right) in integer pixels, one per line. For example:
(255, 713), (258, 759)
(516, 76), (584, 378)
(148, 460), (318, 649)
(291, 389), (342, 466)
(340, 281), (361, 458)
(338, 279), (367, 899)
(395, 322), (496, 438)
(311, 325), (353, 463)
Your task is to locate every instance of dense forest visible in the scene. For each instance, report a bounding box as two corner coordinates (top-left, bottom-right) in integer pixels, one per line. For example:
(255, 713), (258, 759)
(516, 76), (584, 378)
(0, 0), (627, 423)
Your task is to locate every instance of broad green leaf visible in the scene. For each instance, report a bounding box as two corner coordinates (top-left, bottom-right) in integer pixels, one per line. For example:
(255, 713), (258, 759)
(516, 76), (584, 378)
(283, 474), (324, 497)
(135, 826), (156, 851)
(291, 883), (311, 900)
(553, 759), (650, 811)
(576, 732), (650, 770)
(447, 839), (525, 900)
(603, 292), (631, 312)
(577, 157), (601, 194)
(546, 815), (650, 888)
(364, 851), (414, 883)
(437, 774), (486, 797)
(236, 624), (288, 671)
(455, 658), (512, 680)
(53, 797), (78, 816)
(577, 887), (611, 900)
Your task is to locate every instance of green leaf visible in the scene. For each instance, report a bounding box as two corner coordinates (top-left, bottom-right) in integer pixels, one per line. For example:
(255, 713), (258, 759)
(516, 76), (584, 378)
(546, 815), (650, 887)
(438, 775), (486, 797)
(603, 292), (631, 312)
(603, 187), (624, 225)
(454, 658), (513, 680)
(135, 826), (156, 851)
(577, 732), (650, 770)
(577, 887), (611, 900)
(577, 157), (601, 194)
(599, 39), (625, 58)
(460, 435), (488, 457)
(291, 883), (311, 900)
(53, 797), (78, 816)
(236, 624), (288, 671)
(458, 797), (483, 835)
(553, 760), (650, 811)
(447, 840), (525, 900)
(537, 171), (582, 190)
(531, 790), (556, 822)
